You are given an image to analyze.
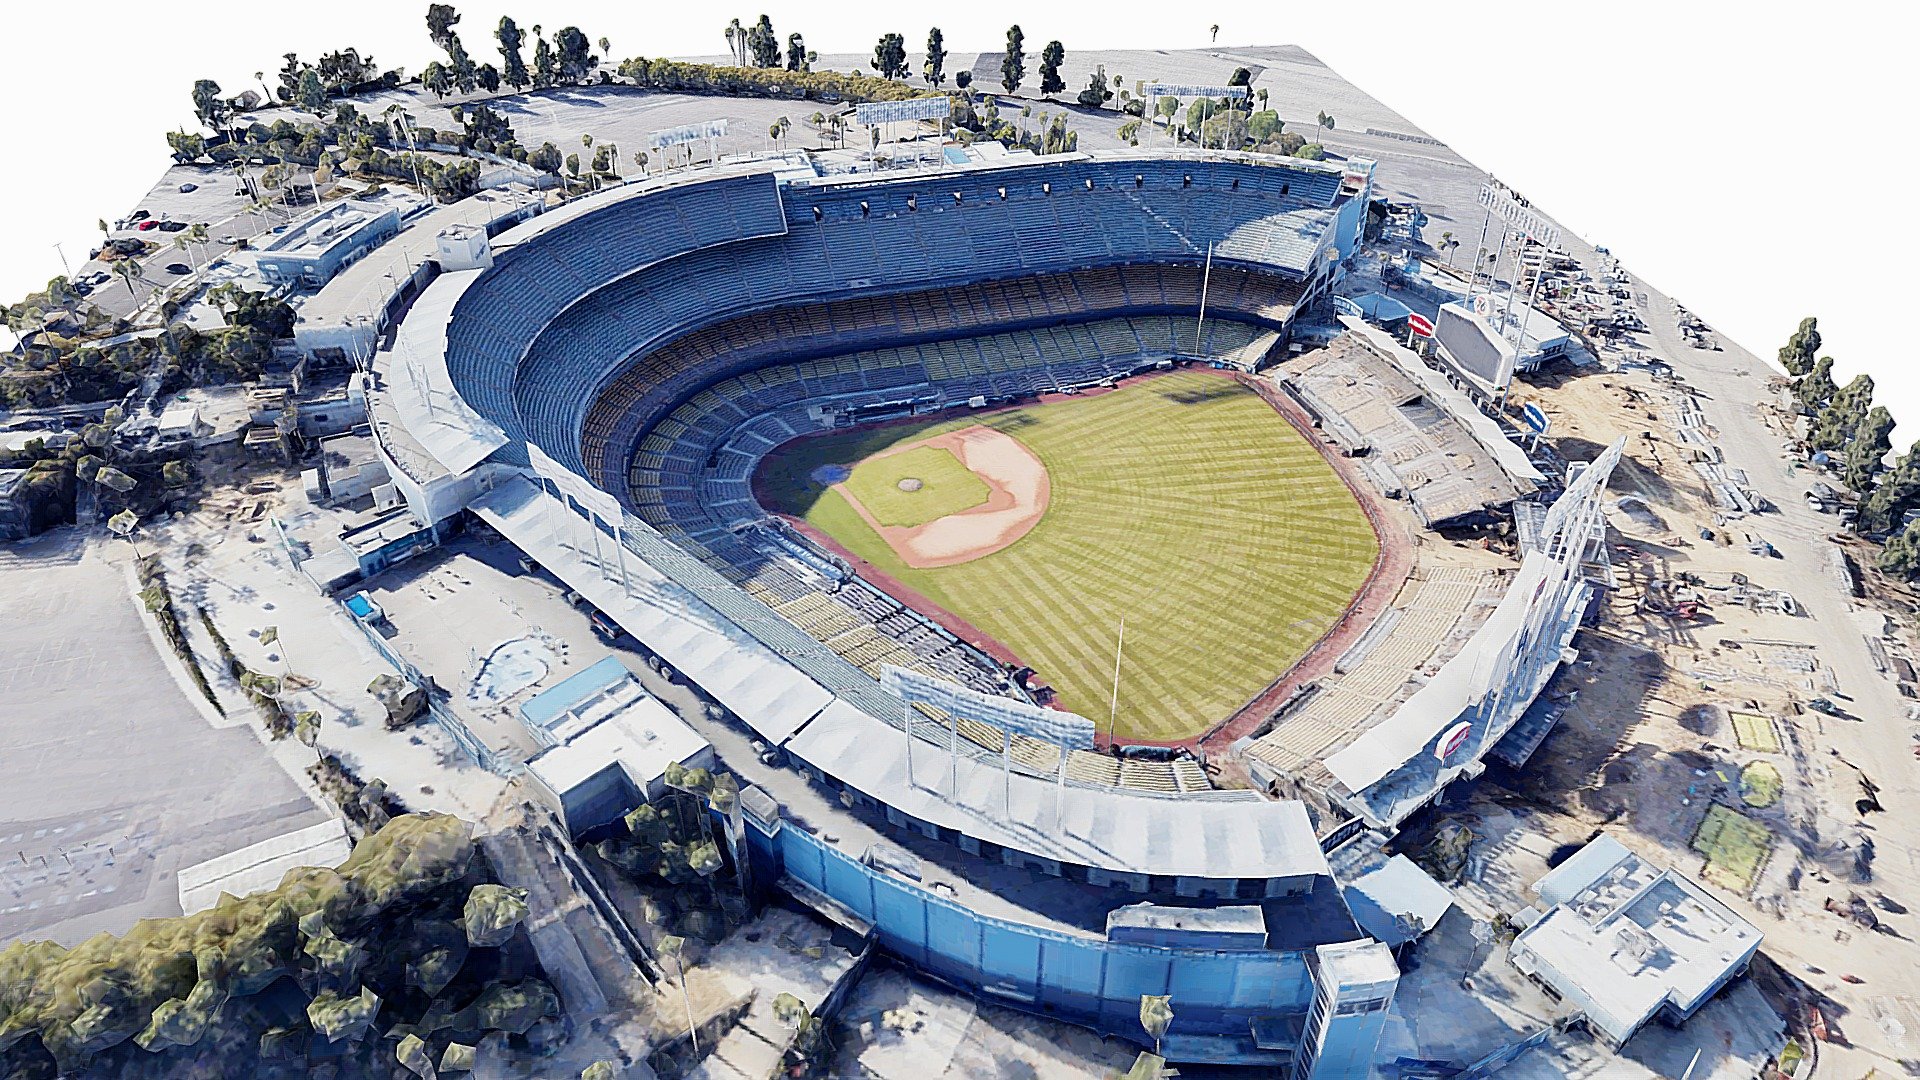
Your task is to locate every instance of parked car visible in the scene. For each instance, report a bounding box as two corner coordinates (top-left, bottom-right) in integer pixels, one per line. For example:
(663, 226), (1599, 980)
(129, 209), (151, 222)
(178, 182), (198, 193)
(157, 220), (187, 232)
(135, 220), (158, 231)
(164, 263), (191, 276)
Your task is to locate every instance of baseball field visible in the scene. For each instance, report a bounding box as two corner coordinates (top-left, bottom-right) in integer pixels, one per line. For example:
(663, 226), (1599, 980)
(754, 370), (1380, 742)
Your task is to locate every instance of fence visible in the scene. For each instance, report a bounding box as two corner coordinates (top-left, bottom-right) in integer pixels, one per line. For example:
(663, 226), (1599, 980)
(761, 819), (1317, 1047)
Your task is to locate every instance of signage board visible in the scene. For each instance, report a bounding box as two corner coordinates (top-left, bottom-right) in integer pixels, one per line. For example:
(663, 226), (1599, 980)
(1436, 721), (1474, 761)
(1478, 184), (1561, 247)
(1522, 402), (1551, 435)
(1407, 312), (1436, 338)
(1143, 83), (1250, 101)
(854, 98), (951, 126)
(650, 119), (729, 150)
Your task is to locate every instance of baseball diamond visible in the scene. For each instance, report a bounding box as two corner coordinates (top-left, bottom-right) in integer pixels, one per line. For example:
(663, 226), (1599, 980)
(756, 370), (1379, 742)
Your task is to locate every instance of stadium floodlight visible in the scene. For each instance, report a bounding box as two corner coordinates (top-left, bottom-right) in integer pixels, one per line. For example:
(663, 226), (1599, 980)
(884, 664), (1097, 820)
(529, 444), (632, 595)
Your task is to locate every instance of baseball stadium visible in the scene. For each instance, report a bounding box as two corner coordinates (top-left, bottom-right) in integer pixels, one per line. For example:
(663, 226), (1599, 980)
(365, 140), (1618, 1072)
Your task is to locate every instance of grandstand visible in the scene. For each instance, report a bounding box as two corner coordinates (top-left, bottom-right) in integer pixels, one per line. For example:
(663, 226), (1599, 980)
(362, 143), (1610, 1071)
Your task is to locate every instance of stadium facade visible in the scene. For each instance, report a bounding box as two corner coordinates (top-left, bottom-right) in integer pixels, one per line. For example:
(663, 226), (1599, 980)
(351, 145), (1617, 1072)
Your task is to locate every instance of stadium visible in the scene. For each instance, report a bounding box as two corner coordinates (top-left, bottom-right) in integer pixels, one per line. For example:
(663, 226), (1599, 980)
(366, 141), (1619, 1073)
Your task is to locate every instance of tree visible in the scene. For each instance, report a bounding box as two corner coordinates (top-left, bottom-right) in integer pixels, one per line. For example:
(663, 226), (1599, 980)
(565, 152), (580, 178)
(1811, 373), (1875, 451)
(1117, 118), (1142, 143)
(1846, 405), (1895, 493)
(111, 258), (144, 303)
(296, 68), (328, 113)
(1318, 110), (1337, 140)
(553, 26), (595, 84)
(1139, 995), (1174, 1057)
(531, 32), (554, 89)
(1778, 315), (1821, 377)
(786, 33), (809, 72)
(530, 141), (563, 174)
(1246, 108), (1283, 144)
(924, 28), (948, 87)
(1155, 95), (1180, 136)
(1077, 66), (1113, 108)
(1862, 440), (1920, 533)
(724, 19), (746, 67)
(1880, 521), (1920, 579)
(1185, 97), (1216, 134)
(1209, 23), (1220, 42)
(497, 17), (530, 89)
(870, 33), (907, 80)
(476, 62), (501, 93)
(422, 61), (452, 99)
(1002, 25), (1026, 93)
(748, 15), (781, 67)
(425, 4), (461, 51)
(1041, 112), (1077, 154)
(190, 79), (227, 133)
(1794, 355), (1837, 412)
(1038, 41), (1066, 97)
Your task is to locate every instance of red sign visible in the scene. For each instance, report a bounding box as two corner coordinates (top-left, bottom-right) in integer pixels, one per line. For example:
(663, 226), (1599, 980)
(1436, 721), (1473, 761)
(1407, 312), (1436, 337)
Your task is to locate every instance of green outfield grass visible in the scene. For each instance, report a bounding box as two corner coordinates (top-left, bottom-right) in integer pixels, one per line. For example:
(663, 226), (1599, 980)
(756, 370), (1379, 742)
(842, 445), (991, 527)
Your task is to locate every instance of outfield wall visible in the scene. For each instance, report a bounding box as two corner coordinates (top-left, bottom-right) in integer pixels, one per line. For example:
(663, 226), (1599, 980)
(743, 802), (1377, 1067)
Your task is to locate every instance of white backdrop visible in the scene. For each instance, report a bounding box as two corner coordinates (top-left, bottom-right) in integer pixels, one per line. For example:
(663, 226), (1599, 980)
(2, 2), (1900, 427)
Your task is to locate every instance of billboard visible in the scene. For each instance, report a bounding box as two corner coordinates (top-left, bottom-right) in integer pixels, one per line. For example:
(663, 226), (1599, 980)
(1143, 84), (1250, 101)
(1433, 302), (1516, 393)
(650, 119), (729, 149)
(882, 665), (1097, 750)
(855, 97), (951, 126)
(1478, 184), (1561, 247)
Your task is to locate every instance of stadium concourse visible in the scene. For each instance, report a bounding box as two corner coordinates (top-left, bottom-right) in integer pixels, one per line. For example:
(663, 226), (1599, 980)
(354, 141), (1618, 1071)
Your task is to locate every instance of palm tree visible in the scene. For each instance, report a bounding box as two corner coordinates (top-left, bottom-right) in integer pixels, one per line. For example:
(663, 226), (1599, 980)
(725, 19), (745, 66)
(1209, 24), (1220, 42)
(173, 235), (196, 272)
(1317, 111), (1336, 141)
(255, 70), (271, 103)
(1440, 231), (1456, 266)
(187, 223), (211, 267)
(97, 218), (110, 243)
(111, 258), (144, 303)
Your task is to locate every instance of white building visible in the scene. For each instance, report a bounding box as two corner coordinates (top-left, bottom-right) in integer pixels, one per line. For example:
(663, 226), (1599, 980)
(522, 657), (716, 834)
(1508, 833), (1763, 1048)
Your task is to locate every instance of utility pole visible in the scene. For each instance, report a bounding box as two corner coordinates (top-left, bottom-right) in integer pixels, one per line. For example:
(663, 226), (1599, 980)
(1194, 242), (1214, 356)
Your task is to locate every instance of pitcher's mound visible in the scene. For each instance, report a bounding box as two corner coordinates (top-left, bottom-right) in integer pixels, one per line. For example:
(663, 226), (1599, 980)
(897, 477), (924, 492)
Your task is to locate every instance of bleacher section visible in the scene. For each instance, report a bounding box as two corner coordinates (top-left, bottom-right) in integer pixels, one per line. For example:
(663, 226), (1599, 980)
(442, 154), (1353, 482)
(1240, 564), (1508, 779)
(1277, 335), (1522, 527)
(581, 265), (1298, 488)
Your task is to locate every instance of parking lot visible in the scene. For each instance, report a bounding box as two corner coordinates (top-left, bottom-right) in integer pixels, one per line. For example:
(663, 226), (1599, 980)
(0, 532), (326, 946)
